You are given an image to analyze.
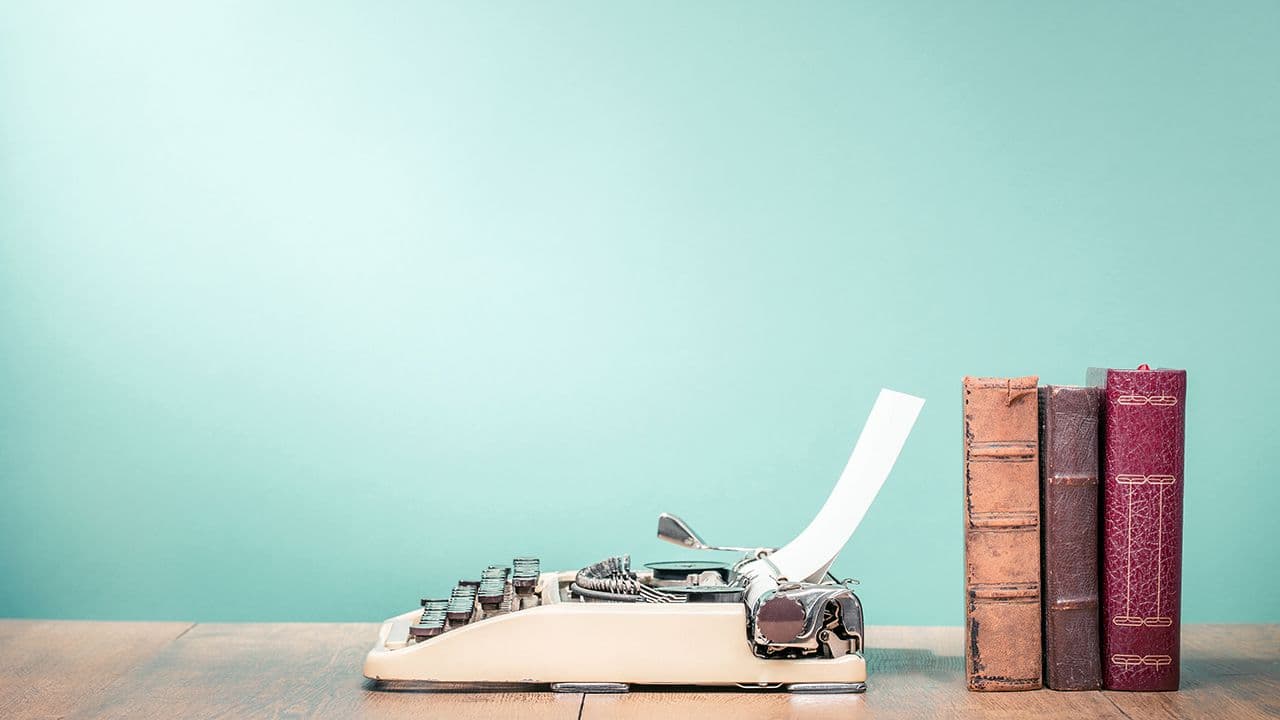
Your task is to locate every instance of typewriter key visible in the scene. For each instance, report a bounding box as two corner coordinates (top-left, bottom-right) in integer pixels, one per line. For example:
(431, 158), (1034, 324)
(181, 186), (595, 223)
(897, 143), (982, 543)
(447, 585), (476, 622)
(512, 557), (541, 594)
(477, 574), (507, 607)
(411, 600), (449, 639)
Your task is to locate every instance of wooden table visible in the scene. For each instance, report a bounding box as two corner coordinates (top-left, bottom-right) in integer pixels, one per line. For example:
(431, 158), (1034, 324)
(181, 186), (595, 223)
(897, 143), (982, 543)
(1, 621), (1274, 719)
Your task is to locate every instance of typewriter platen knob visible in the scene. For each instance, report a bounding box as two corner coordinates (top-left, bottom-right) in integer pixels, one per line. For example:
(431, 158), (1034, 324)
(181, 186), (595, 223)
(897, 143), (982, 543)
(756, 595), (806, 644)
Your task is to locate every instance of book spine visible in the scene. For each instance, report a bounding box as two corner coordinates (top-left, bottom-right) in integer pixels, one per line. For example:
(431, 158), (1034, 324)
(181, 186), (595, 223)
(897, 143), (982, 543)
(963, 376), (1042, 691)
(1038, 386), (1103, 690)
(1097, 368), (1187, 691)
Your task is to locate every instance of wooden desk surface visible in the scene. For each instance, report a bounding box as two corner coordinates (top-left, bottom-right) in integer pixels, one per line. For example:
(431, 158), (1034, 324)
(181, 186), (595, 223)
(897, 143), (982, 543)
(0, 621), (1275, 719)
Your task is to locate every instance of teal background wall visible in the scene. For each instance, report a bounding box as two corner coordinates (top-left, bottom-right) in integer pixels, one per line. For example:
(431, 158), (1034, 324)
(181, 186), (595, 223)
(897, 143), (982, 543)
(1, 2), (1277, 625)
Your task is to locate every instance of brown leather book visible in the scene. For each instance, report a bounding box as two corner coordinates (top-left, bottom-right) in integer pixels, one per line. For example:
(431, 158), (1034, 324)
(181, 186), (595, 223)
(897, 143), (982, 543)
(963, 376), (1042, 691)
(1038, 386), (1103, 690)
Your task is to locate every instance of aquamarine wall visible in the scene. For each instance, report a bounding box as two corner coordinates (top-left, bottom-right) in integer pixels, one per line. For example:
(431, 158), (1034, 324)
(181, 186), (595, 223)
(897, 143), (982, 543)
(2, 2), (1276, 623)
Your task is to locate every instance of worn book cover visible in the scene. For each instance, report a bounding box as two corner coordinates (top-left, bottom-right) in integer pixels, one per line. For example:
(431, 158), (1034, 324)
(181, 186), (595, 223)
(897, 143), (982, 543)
(963, 376), (1042, 691)
(1039, 385), (1102, 690)
(1088, 366), (1187, 691)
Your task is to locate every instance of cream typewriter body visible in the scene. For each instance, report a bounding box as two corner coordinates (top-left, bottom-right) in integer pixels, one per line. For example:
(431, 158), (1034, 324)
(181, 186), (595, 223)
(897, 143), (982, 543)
(364, 389), (924, 694)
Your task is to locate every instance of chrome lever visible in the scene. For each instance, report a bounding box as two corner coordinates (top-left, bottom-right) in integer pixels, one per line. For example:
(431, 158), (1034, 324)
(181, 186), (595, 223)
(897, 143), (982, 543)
(656, 513), (755, 553)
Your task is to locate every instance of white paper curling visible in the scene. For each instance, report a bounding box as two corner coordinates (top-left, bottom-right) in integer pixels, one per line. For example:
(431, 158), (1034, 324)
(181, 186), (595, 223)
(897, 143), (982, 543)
(767, 388), (925, 583)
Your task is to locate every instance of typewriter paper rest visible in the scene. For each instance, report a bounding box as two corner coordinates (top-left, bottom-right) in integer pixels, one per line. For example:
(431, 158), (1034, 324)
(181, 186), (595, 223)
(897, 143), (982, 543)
(364, 388), (924, 693)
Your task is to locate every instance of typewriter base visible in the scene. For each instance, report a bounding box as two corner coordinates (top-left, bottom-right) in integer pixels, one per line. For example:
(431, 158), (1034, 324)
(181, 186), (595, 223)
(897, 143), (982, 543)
(364, 575), (867, 691)
(369, 680), (867, 694)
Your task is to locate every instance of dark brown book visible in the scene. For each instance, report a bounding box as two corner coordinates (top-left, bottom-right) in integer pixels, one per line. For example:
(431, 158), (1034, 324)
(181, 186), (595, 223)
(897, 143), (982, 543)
(1038, 386), (1103, 690)
(963, 376), (1042, 691)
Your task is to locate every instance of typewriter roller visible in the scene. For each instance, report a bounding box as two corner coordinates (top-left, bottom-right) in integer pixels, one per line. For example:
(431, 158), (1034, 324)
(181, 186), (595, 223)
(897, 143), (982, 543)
(364, 389), (924, 693)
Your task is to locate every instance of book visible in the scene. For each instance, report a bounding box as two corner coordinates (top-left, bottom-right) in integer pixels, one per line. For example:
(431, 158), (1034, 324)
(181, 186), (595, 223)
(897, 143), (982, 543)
(1038, 385), (1103, 690)
(962, 376), (1042, 691)
(1087, 366), (1187, 691)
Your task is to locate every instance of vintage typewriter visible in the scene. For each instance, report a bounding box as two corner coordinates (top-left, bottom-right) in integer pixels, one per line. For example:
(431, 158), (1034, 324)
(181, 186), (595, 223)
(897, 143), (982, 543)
(364, 389), (923, 693)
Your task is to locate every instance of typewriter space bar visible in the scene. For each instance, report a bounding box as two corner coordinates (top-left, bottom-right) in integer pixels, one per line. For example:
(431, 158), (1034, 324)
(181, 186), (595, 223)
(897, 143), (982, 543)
(384, 616), (412, 650)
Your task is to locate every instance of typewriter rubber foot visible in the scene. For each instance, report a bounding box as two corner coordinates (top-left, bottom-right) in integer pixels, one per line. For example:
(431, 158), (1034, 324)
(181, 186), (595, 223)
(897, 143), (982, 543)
(551, 682), (630, 694)
(786, 682), (866, 694)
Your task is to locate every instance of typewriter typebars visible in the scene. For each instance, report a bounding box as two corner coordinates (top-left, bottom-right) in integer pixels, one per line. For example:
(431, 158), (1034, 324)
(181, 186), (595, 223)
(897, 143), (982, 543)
(364, 389), (924, 693)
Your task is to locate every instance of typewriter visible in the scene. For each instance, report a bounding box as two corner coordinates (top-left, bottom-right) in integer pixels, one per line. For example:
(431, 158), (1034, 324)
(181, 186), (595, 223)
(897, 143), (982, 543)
(364, 389), (923, 693)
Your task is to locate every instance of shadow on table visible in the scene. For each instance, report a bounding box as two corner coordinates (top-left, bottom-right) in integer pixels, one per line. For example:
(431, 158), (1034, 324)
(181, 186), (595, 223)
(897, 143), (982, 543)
(1176, 657), (1279, 691)
(863, 646), (1278, 695)
(866, 646), (963, 683)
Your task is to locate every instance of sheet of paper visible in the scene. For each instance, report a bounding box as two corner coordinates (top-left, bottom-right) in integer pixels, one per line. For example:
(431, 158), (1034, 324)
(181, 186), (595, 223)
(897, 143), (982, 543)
(767, 388), (925, 582)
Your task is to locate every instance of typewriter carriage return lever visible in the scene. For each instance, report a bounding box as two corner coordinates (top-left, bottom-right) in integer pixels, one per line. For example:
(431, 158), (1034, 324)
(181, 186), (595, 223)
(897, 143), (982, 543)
(656, 513), (759, 555)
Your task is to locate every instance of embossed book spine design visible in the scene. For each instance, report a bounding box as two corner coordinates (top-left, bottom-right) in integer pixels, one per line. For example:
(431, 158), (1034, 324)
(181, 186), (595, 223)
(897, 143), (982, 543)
(963, 376), (1042, 691)
(1091, 367), (1186, 691)
(1038, 386), (1102, 691)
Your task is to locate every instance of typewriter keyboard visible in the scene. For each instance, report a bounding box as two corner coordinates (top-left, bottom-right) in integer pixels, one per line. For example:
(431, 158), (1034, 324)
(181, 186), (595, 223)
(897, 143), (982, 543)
(407, 557), (542, 643)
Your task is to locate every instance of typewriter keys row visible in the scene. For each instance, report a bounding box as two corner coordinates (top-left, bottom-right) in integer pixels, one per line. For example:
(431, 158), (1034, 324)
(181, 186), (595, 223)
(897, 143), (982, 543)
(478, 565), (510, 609)
(408, 558), (542, 642)
(447, 584), (477, 624)
(410, 599), (449, 638)
(512, 557), (540, 595)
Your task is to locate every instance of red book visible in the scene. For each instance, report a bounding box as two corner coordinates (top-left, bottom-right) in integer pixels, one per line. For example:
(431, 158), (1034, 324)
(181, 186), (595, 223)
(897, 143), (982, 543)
(1087, 366), (1187, 691)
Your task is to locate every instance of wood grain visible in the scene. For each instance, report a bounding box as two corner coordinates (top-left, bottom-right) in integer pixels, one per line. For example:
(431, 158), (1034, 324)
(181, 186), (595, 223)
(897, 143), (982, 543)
(1104, 624), (1280, 720)
(68, 623), (582, 720)
(856, 626), (1124, 720)
(0, 622), (1274, 719)
(582, 625), (1280, 720)
(0, 619), (192, 720)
